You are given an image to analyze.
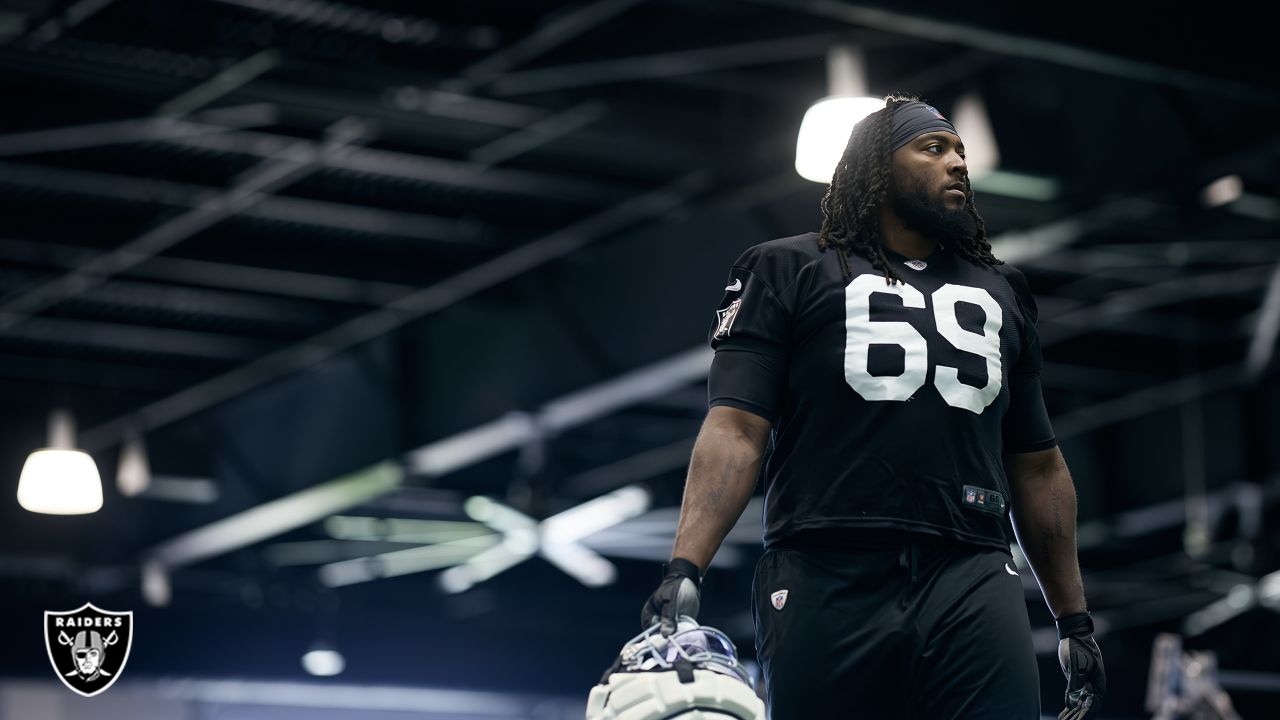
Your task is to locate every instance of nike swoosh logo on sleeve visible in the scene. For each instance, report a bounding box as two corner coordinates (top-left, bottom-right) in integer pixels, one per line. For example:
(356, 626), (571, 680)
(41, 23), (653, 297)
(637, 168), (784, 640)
(725, 279), (742, 292)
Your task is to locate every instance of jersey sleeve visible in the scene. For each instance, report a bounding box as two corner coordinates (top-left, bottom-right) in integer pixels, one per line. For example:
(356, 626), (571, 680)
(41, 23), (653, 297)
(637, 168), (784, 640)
(1001, 265), (1057, 454)
(706, 245), (791, 423)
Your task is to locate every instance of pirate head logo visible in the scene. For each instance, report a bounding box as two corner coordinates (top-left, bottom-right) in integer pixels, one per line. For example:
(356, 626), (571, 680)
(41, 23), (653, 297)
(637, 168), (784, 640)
(44, 603), (133, 697)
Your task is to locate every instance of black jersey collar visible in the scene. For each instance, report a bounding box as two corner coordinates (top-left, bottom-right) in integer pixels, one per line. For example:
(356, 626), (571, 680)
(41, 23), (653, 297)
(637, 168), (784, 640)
(881, 242), (946, 267)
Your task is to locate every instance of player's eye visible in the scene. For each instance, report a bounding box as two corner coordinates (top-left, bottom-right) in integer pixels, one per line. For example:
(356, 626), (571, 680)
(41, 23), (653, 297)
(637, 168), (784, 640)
(925, 145), (943, 154)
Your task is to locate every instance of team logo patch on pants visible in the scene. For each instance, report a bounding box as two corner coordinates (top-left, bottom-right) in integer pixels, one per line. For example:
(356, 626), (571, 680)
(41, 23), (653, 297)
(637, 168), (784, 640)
(771, 590), (789, 610)
(44, 603), (133, 697)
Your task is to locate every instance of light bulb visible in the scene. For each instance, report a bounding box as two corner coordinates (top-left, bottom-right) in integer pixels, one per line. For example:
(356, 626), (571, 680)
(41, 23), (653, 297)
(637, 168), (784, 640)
(301, 646), (345, 676)
(795, 96), (886, 183)
(17, 449), (103, 515)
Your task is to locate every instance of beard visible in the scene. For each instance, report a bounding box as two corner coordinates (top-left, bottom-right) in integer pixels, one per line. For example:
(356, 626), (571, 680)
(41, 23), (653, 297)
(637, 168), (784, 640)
(888, 173), (978, 245)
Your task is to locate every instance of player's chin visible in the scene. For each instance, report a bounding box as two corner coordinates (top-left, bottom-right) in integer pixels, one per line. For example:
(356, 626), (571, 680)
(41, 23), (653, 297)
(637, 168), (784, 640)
(934, 199), (964, 216)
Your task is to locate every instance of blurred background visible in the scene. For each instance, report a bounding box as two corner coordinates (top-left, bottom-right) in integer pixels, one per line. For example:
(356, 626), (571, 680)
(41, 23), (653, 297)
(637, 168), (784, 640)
(0, 1), (1277, 718)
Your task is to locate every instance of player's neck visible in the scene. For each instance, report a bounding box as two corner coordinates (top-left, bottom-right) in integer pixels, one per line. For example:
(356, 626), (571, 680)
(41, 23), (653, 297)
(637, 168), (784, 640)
(878, 209), (939, 260)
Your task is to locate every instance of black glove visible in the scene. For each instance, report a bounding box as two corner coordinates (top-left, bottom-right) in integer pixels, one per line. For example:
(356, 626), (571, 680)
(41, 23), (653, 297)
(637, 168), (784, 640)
(640, 557), (701, 636)
(1057, 612), (1106, 720)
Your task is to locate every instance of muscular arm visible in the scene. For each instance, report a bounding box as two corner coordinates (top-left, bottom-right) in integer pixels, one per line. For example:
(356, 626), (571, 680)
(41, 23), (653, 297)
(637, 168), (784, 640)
(671, 405), (773, 573)
(1006, 446), (1088, 619)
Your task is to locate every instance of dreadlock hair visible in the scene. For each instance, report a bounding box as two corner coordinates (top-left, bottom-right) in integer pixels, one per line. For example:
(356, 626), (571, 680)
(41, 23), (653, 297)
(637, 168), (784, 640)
(817, 93), (1001, 284)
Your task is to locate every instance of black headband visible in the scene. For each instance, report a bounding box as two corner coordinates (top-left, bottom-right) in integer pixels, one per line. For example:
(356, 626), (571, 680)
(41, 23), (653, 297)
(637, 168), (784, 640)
(889, 101), (958, 153)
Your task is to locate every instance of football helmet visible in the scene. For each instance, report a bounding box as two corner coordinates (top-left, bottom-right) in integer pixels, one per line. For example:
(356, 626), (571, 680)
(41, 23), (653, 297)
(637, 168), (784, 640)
(586, 616), (765, 720)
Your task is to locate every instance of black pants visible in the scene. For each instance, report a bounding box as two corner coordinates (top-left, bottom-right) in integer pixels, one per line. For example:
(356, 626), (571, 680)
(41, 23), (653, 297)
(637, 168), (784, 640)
(752, 533), (1040, 719)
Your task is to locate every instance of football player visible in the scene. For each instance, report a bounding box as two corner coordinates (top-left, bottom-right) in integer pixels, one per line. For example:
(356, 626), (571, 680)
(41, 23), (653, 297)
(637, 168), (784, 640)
(642, 95), (1105, 719)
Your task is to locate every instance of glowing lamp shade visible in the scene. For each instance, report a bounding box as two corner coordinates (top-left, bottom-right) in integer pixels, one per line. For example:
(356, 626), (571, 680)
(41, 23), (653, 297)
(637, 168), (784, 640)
(795, 96), (886, 183)
(17, 449), (103, 515)
(302, 647), (345, 677)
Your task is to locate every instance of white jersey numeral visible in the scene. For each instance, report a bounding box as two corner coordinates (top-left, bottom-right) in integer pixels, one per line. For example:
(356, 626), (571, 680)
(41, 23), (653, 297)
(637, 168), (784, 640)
(843, 274), (1004, 414)
(843, 274), (928, 401)
(932, 283), (1003, 413)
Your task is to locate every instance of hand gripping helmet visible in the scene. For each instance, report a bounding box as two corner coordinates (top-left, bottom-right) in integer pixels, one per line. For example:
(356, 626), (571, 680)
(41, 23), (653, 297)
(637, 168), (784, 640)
(586, 616), (765, 720)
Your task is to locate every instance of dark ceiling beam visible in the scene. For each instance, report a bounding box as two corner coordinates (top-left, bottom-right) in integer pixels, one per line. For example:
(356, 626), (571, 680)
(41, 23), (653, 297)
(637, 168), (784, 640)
(1053, 363), (1246, 441)
(489, 32), (840, 96)
(1039, 362), (1163, 394)
(1048, 311), (1248, 345)
(994, 197), (1167, 265)
(9, 0), (118, 50)
(384, 0), (649, 171)
(0, 237), (418, 306)
(1, 37), (540, 133)
(250, 72), (707, 163)
(746, 0), (1275, 103)
(0, 28), (692, 193)
(203, 0), (472, 47)
(245, 75), (712, 185)
(0, 103), (277, 157)
(467, 101), (607, 168)
(616, 48), (995, 104)
(6, 316), (265, 360)
(0, 118), (371, 333)
(1021, 248), (1173, 277)
(156, 50), (282, 118)
(0, 161), (487, 246)
(1103, 240), (1280, 265)
(0, 353), (202, 391)
(1039, 266), (1277, 346)
(165, 130), (623, 204)
(452, 0), (650, 93)
(379, 85), (552, 129)
(1, 269), (330, 327)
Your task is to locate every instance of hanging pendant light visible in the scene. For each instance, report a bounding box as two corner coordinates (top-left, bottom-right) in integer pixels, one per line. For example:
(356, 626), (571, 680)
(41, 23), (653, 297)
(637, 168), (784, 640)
(17, 409), (103, 515)
(795, 46), (885, 184)
(116, 428), (151, 497)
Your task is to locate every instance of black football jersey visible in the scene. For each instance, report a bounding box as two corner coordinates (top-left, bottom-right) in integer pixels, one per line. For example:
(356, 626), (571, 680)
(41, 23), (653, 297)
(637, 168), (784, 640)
(707, 232), (1056, 550)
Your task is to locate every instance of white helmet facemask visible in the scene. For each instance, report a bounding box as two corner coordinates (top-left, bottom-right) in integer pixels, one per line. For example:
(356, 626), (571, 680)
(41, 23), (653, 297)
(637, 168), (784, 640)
(586, 617), (766, 720)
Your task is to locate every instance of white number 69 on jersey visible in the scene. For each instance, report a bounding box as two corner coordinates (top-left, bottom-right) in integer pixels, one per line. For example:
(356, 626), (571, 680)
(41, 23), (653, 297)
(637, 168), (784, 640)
(844, 273), (1003, 414)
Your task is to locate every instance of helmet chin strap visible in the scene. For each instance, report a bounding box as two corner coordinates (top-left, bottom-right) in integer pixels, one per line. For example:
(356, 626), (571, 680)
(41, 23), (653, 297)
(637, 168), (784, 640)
(674, 657), (696, 684)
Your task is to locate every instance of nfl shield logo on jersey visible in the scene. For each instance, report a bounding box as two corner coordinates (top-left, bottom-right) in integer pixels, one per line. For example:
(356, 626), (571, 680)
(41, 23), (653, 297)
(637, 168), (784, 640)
(771, 590), (789, 611)
(714, 298), (743, 340)
(44, 603), (133, 697)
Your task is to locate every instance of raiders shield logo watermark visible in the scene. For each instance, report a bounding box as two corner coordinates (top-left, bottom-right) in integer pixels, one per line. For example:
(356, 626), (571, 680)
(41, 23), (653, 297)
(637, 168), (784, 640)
(770, 590), (788, 611)
(44, 603), (133, 697)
